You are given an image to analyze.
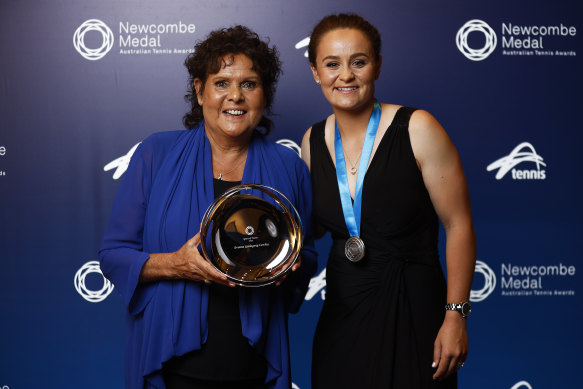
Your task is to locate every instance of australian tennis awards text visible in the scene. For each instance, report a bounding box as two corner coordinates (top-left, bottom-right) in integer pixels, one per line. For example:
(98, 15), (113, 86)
(501, 23), (576, 54)
(501, 263), (576, 295)
(118, 21), (195, 49)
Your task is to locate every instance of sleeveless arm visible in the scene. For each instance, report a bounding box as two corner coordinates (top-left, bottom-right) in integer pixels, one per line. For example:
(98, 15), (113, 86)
(409, 110), (476, 305)
(408, 109), (476, 380)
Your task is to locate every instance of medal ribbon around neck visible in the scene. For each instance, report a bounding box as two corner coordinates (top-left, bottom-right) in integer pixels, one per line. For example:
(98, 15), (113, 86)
(334, 100), (381, 244)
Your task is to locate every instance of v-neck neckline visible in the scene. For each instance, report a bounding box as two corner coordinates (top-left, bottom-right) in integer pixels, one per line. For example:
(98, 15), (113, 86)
(323, 107), (403, 199)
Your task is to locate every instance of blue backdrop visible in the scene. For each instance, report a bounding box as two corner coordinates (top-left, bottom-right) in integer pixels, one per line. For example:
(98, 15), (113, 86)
(1, 1), (581, 388)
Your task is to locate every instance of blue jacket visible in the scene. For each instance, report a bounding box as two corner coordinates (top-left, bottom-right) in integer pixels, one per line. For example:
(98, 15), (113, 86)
(99, 125), (317, 388)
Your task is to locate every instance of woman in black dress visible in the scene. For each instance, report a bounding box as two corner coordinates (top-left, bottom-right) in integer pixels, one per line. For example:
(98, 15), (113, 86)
(301, 14), (476, 388)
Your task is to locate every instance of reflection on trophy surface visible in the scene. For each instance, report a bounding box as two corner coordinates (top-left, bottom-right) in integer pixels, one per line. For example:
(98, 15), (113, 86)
(200, 185), (303, 286)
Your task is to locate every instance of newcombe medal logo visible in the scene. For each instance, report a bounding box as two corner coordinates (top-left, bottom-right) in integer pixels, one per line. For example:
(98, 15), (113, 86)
(470, 261), (496, 302)
(74, 19), (197, 59)
(74, 261), (114, 303)
(456, 19), (497, 61)
(73, 19), (114, 60)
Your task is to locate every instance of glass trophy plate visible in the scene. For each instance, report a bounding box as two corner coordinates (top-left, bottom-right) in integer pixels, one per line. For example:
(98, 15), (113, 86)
(200, 184), (303, 286)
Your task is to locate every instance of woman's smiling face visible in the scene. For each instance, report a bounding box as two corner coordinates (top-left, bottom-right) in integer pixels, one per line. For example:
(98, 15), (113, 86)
(311, 28), (380, 113)
(195, 54), (266, 142)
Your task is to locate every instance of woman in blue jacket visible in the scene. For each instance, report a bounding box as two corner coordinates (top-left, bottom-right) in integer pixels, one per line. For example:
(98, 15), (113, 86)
(99, 25), (317, 389)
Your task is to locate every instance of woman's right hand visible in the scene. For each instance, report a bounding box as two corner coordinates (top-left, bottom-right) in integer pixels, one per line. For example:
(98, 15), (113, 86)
(171, 232), (235, 286)
(140, 232), (235, 287)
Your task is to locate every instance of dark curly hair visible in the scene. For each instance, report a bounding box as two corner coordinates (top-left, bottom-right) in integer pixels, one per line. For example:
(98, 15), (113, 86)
(308, 13), (381, 67)
(183, 25), (282, 134)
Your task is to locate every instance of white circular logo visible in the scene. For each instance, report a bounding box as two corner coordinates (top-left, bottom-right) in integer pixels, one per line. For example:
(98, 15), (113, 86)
(276, 139), (301, 157)
(471, 260), (496, 302)
(74, 261), (114, 303)
(510, 381), (533, 389)
(73, 19), (114, 61)
(456, 19), (497, 61)
(245, 226), (255, 235)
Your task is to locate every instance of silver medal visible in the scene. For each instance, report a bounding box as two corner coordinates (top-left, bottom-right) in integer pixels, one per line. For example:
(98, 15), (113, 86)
(345, 236), (365, 262)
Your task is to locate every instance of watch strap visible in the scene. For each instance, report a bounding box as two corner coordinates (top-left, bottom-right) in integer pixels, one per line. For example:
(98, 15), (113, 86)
(445, 302), (471, 317)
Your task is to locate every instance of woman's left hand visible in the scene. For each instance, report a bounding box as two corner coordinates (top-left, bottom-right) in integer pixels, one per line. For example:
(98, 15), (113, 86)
(432, 311), (468, 381)
(274, 256), (302, 286)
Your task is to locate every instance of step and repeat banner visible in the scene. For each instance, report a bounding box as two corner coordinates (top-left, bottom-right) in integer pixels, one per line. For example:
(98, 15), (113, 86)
(1, 0), (581, 388)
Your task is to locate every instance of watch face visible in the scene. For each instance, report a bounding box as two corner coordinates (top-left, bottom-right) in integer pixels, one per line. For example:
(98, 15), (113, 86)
(461, 302), (471, 316)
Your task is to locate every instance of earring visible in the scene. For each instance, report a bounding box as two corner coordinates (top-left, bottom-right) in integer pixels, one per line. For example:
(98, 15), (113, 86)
(316, 80), (321, 85)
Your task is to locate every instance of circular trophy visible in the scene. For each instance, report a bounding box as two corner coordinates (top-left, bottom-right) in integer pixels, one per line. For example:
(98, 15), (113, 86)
(200, 184), (303, 286)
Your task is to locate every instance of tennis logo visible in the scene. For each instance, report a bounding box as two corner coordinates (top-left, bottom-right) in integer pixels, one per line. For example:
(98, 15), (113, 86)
(295, 37), (310, 58)
(305, 268), (327, 301)
(456, 19), (497, 61)
(104, 142), (141, 180)
(276, 139), (302, 156)
(487, 142), (546, 180)
(73, 19), (114, 60)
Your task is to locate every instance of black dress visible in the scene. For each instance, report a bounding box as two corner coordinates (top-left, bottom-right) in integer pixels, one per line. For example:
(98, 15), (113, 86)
(310, 107), (456, 389)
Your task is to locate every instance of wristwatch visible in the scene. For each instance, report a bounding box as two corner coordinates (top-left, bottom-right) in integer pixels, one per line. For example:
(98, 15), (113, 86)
(445, 302), (471, 318)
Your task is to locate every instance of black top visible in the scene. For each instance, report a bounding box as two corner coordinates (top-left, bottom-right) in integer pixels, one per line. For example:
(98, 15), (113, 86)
(162, 179), (267, 382)
(310, 107), (456, 388)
